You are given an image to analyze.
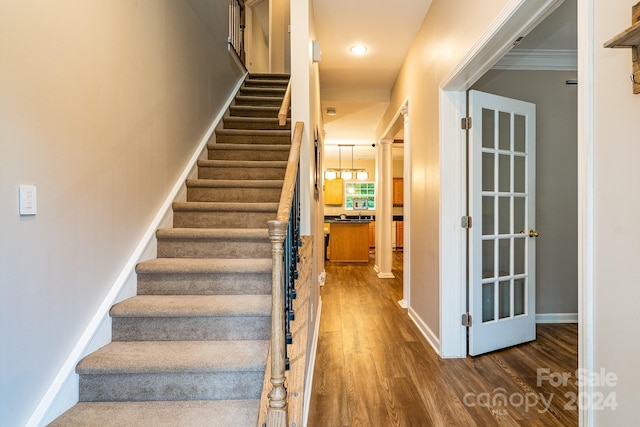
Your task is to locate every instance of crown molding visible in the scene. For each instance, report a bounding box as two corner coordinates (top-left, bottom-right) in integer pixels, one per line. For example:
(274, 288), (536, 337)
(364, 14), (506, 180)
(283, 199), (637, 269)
(493, 48), (577, 70)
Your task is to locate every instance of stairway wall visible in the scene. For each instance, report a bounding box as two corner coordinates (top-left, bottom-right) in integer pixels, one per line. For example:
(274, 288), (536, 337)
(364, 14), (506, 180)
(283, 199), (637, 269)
(0, 2), (245, 426)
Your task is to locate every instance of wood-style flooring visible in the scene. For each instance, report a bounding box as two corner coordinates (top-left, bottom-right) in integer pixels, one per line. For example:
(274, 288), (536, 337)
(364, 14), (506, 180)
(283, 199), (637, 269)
(308, 252), (578, 427)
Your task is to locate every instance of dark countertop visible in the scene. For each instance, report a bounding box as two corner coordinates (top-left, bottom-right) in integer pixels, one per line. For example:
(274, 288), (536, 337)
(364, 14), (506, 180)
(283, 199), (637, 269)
(324, 215), (404, 222)
(325, 219), (372, 224)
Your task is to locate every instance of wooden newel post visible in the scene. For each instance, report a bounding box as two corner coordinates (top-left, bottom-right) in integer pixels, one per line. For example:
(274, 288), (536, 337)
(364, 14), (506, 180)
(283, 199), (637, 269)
(267, 220), (288, 427)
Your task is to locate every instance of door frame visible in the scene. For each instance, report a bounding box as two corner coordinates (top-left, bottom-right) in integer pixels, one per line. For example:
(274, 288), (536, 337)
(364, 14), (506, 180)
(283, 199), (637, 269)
(438, 0), (593, 423)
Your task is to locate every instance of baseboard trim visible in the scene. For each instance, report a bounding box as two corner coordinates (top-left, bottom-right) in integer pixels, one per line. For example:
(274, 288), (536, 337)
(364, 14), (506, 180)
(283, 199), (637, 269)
(536, 313), (579, 324)
(408, 307), (441, 357)
(303, 297), (322, 427)
(29, 74), (247, 427)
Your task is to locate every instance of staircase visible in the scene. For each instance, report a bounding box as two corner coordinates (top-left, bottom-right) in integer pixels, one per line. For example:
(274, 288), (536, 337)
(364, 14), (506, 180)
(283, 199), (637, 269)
(49, 74), (291, 427)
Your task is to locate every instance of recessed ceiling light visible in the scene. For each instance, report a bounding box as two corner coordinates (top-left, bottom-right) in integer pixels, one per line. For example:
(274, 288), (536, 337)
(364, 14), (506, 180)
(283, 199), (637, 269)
(349, 44), (367, 56)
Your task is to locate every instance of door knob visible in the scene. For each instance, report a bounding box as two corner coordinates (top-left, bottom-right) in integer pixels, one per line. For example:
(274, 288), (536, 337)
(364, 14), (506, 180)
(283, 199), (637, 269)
(528, 229), (539, 238)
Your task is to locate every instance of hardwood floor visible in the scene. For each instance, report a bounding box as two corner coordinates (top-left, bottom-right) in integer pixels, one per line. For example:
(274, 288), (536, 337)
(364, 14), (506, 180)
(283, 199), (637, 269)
(308, 252), (578, 427)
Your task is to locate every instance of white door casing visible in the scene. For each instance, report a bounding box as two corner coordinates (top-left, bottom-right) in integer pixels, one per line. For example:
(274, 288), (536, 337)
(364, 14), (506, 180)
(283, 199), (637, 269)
(468, 90), (537, 356)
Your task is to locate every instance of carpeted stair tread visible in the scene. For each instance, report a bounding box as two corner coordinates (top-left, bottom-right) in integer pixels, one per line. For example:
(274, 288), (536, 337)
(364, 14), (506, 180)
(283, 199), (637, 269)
(216, 128), (290, 138)
(110, 295), (271, 318)
(156, 228), (271, 258)
(235, 95), (284, 106)
(243, 78), (289, 87)
(47, 400), (260, 427)
(222, 116), (290, 130)
(172, 201), (278, 212)
(207, 145), (290, 161)
(228, 105), (284, 118)
(248, 72), (290, 79)
(196, 160), (287, 179)
(207, 143), (290, 152)
(136, 257), (271, 274)
(239, 86), (286, 96)
(156, 227), (269, 240)
(186, 179), (283, 189)
(197, 159), (287, 169)
(77, 340), (268, 374)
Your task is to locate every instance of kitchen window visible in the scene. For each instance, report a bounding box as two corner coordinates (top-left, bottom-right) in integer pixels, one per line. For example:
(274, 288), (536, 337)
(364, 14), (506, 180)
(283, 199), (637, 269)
(345, 182), (375, 210)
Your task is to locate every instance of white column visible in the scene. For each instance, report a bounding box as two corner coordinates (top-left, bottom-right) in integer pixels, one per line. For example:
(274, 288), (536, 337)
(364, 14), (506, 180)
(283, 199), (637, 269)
(376, 139), (395, 278)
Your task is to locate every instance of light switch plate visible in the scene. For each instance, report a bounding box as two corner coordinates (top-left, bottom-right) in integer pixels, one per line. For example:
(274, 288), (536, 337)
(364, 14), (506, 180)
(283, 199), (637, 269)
(19, 185), (37, 215)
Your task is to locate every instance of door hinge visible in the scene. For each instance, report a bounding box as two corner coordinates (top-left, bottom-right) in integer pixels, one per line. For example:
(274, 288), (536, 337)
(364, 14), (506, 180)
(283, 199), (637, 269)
(462, 313), (472, 327)
(461, 216), (472, 229)
(461, 117), (472, 130)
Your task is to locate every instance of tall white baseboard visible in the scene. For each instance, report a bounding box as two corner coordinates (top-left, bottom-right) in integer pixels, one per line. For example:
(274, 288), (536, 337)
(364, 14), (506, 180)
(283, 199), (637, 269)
(302, 297), (322, 427)
(536, 313), (579, 323)
(408, 307), (441, 357)
(28, 75), (247, 427)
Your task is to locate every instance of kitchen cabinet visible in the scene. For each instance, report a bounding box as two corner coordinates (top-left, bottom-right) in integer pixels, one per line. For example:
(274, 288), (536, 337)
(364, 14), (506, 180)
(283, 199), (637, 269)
(324, 178), (344, 205)
(369, 221), (375, 248)
(396, 221), (404, 249)
(328, 221), (369, 262)
(393, 178), (403, 206)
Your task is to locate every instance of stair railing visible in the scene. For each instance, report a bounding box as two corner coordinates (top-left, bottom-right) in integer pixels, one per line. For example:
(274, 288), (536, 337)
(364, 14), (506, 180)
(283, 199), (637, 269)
(228, 0), (245, 64)
(266, 121), (303, 427)
(278, 81), (292, 126)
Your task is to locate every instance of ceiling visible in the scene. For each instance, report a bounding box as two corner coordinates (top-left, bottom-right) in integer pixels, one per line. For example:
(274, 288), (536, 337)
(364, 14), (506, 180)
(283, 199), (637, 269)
(313, 0), (577, 162)
(313, 0), (433, 162)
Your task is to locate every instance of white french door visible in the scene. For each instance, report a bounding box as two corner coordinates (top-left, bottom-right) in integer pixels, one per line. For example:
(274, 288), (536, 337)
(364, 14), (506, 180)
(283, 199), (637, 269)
(468, 90), (537, 356)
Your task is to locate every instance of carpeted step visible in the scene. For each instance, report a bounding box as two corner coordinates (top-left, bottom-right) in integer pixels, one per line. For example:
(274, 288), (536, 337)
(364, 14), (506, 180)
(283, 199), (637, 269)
(243, 77), (289, 88)
(172, 201), (278, 229)
(235, 95), (284, 107)
(207, 143), (290, 161)
(110, 295), (271, 341)
(229, 105), (285, 118)
(186, 179), (283, 203)
(47, 400), (260, 427)
(222, 116), (290, 130)
(136, 258), (271, 295)
(239, 86), (286, 98)
(77, 340), (268, 401)
(156, 228), (271, 258)
(215, 129), (291, 144)
(197, 160), (286, 180)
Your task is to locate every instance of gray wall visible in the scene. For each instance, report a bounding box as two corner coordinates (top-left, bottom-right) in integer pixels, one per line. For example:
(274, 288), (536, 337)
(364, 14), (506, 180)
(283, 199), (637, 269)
(0, 2), (242, 426)
(473, 70), (578, 315)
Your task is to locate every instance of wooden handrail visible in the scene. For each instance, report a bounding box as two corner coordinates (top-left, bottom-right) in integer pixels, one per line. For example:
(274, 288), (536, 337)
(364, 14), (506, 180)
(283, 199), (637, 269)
(265, 121), (302, 427)
(278, 81), (292, 126)
(276, 122), (302, 221)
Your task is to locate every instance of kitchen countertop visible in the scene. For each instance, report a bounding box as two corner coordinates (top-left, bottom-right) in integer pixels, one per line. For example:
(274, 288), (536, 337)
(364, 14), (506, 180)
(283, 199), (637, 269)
(324, 215), (404, 223)
(324, 218), (372, 224)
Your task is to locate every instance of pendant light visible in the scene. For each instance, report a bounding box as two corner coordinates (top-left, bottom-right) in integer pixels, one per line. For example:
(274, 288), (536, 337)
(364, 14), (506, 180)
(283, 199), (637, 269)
(323, 144), (369, 180)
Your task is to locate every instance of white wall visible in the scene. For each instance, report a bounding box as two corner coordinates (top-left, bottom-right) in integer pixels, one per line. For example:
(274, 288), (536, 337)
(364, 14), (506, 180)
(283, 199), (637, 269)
(590, 0), (640, 423)
(377, 0), (514, 344)
(0, 2), (242, 426)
